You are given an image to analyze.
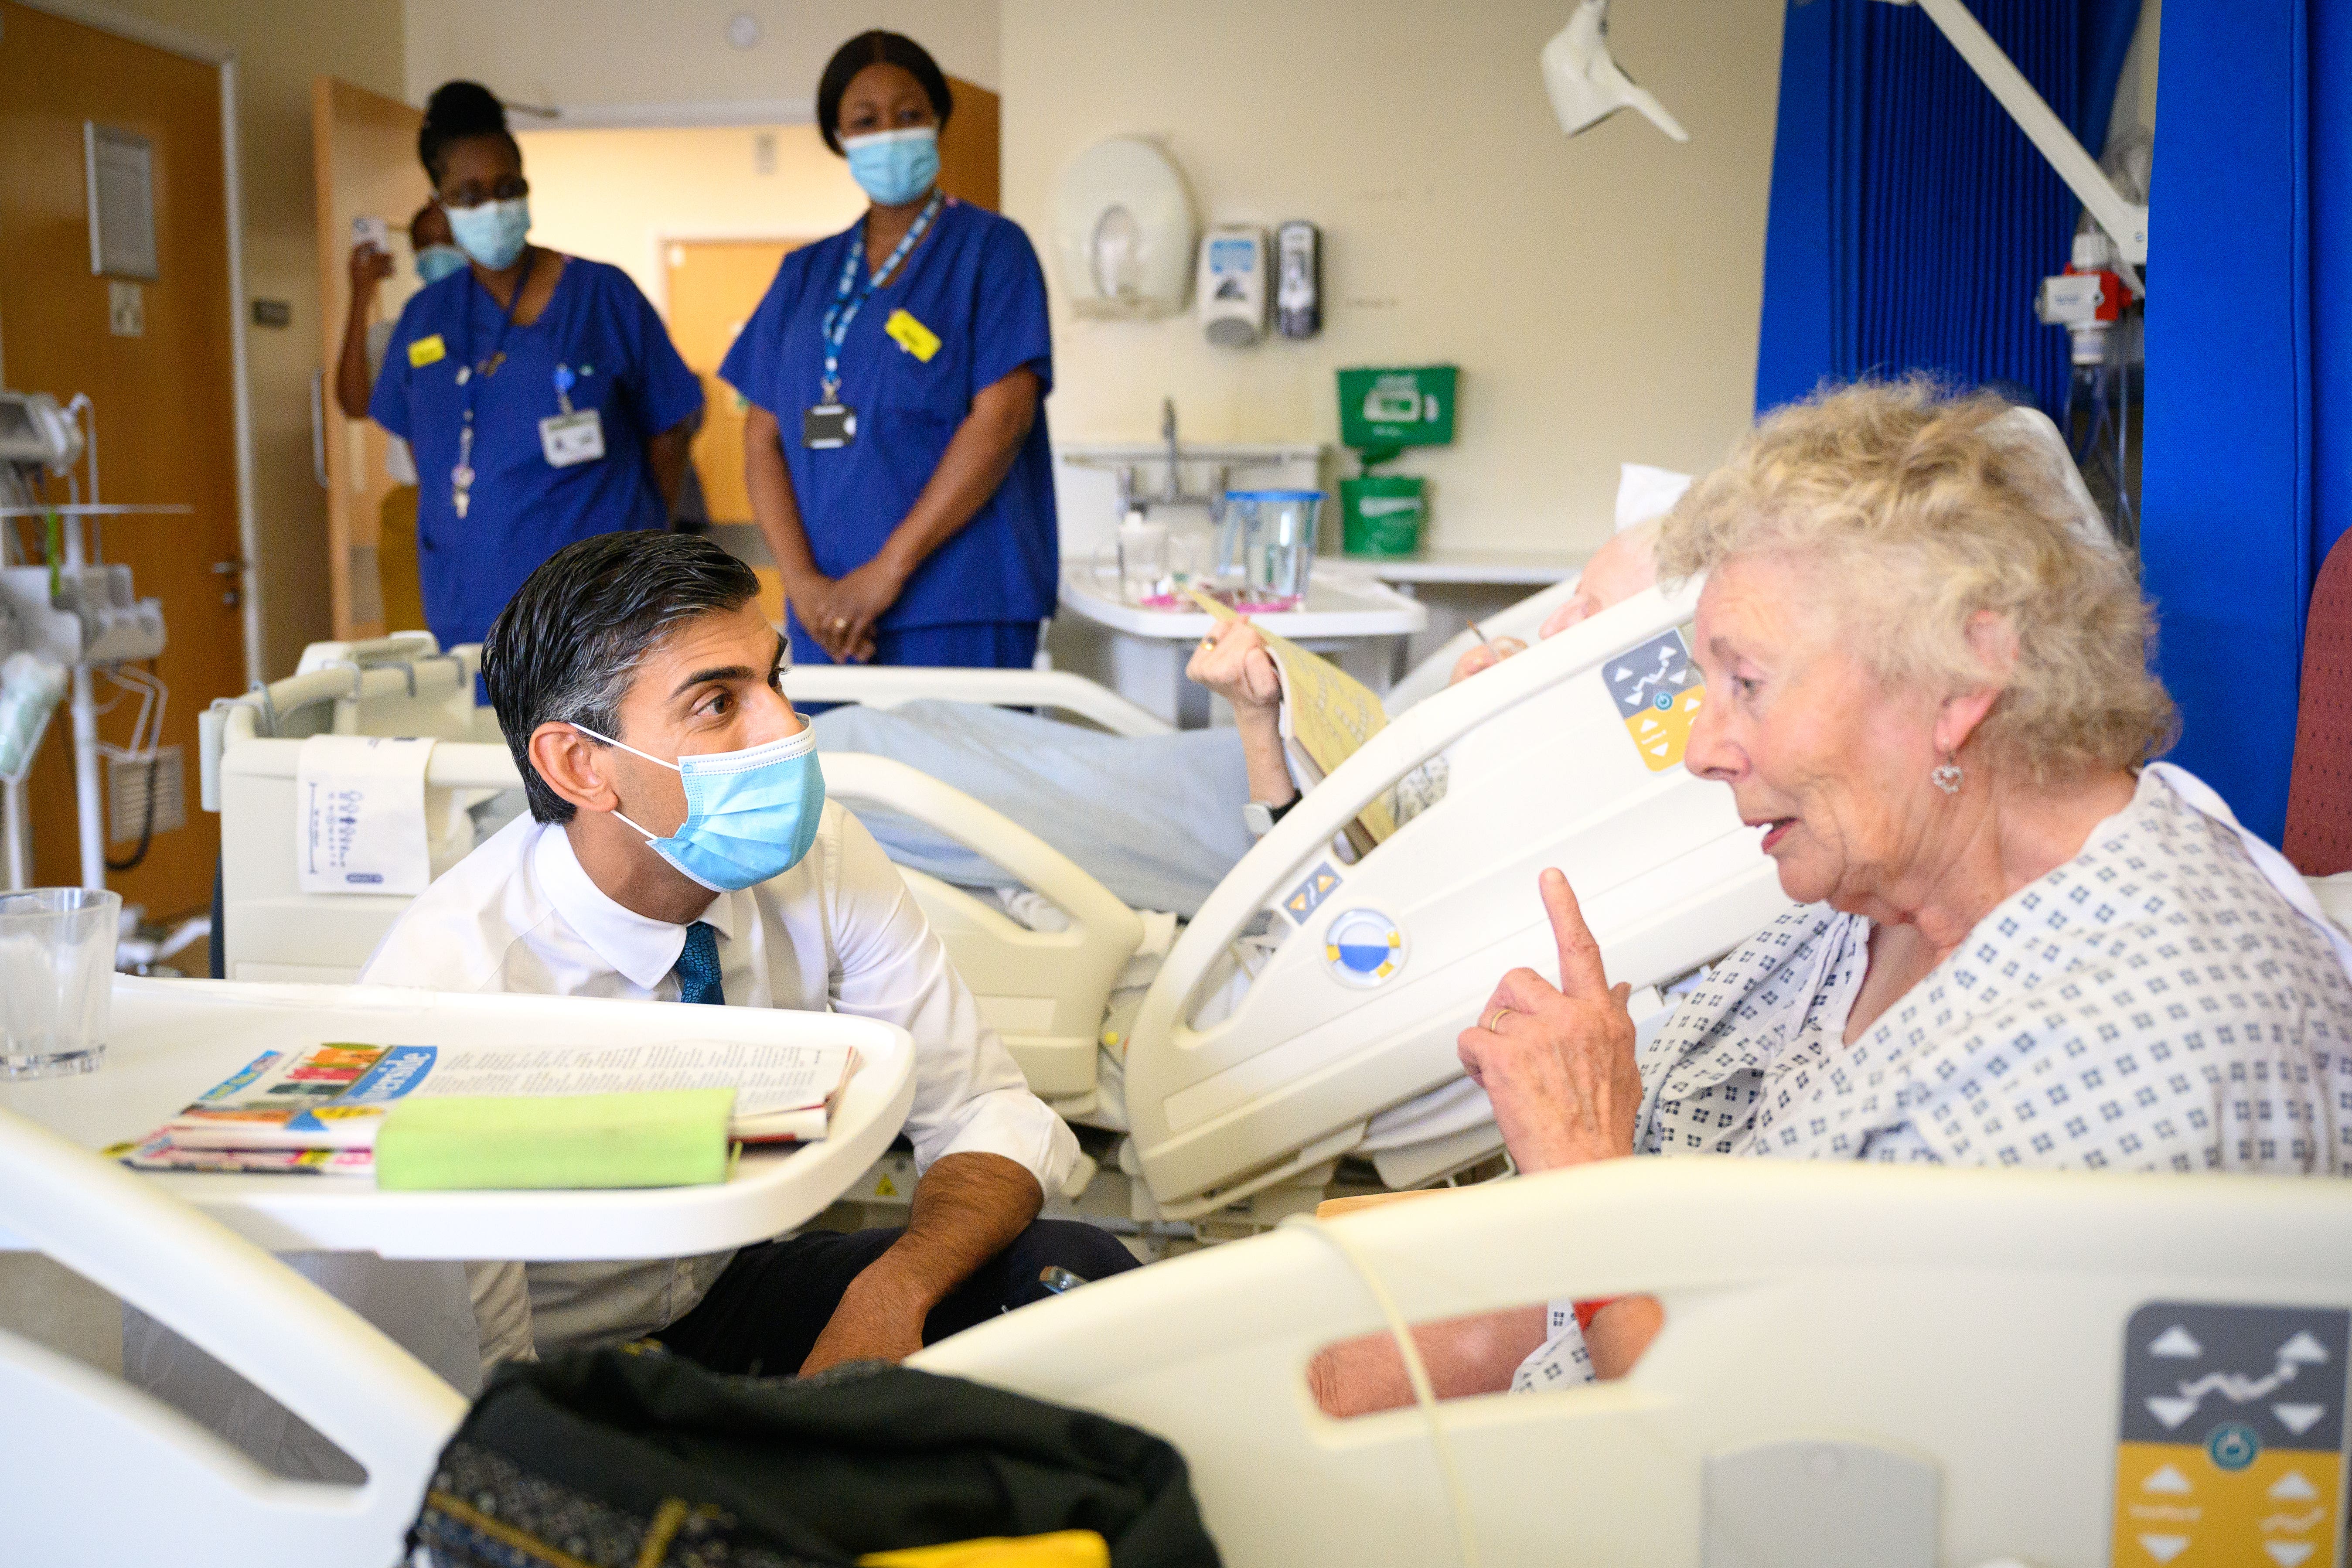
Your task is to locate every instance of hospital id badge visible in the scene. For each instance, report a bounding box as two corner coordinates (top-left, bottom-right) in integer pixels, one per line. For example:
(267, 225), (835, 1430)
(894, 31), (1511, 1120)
(539, 408), (606, 468)
(804, 402), (858, 450)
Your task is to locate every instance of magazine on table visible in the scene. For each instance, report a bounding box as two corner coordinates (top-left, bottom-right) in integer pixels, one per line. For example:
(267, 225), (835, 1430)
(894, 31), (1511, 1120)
(130, 1038), (859, 1169)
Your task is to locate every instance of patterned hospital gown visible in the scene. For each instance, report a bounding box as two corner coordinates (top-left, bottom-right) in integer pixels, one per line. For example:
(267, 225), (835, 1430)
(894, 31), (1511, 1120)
(1511, 764), (2352, 1391)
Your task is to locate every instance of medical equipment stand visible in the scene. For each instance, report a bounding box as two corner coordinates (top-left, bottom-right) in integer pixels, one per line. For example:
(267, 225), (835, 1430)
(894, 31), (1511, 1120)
(0, 395), (184, 890)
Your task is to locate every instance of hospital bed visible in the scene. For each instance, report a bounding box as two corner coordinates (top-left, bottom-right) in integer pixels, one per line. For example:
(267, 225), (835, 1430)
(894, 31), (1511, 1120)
(917, 1157), (2352, 1568)
(205, 580), (1793, 1226)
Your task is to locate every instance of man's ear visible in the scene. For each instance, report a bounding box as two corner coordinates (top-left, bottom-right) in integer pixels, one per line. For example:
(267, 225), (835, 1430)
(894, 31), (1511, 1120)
(1935, 610), (2018, 757)
(529, 723), (620, 816)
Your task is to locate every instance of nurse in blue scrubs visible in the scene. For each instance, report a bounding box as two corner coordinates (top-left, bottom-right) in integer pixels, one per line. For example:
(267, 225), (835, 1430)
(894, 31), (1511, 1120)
(724, 32), (1057, 669)
(370, 82), (704, 653)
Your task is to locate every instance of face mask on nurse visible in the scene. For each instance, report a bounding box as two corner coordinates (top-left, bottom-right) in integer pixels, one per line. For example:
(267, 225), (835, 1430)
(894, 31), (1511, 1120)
(415, 243), (470, 285)
(843, 127), (940, 207)
(446, 196), (532, 271)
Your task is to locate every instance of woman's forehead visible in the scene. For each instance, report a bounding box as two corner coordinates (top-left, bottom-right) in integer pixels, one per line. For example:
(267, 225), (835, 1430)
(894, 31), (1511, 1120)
(844, 61), (927, 106)
(1695, 555), (1823, 654)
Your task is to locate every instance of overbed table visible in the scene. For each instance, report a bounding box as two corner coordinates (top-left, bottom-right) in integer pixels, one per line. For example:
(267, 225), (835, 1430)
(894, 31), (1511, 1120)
(0, 977), (917, 1260)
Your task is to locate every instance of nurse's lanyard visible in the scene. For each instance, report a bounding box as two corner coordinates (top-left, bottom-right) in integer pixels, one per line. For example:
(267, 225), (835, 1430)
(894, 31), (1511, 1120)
(805, 191), (942, 450)
(450, 247), (532, 520)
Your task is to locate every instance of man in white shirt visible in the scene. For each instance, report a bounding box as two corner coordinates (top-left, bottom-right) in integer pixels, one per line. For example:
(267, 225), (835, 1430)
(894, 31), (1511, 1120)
(363, 530), (1136, 1377)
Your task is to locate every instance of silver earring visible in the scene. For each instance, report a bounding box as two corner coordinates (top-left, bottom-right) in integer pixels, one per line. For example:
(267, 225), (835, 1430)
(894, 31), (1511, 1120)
(1931, 757), (1963, 795)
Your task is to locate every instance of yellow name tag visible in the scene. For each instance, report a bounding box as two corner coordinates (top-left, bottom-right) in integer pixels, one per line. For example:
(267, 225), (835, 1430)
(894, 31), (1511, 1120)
(884, 309), (941, 363)
(407, 333), (447, 368)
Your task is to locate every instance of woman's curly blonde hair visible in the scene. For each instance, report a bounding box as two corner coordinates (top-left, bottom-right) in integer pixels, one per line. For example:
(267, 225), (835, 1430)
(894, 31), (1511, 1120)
(1657, 378), (2175, 781)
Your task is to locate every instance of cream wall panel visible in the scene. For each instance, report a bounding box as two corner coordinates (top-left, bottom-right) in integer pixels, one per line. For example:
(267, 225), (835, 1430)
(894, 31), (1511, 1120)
(1002, 0), (1784, 556)
(405, 0), (999, 112)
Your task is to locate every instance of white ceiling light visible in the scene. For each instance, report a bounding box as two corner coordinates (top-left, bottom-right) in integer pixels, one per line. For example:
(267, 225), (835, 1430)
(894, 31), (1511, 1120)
(1542, 0), (1690, 144)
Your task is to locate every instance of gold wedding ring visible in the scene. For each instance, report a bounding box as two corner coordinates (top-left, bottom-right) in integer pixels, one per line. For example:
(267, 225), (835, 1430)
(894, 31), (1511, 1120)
(832, 617), (849, 630)
(1484, 1006), (1514, 1033)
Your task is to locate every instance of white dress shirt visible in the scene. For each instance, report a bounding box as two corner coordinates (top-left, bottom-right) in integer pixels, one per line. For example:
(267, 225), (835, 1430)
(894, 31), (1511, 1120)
(360, 799), (1079, 1362)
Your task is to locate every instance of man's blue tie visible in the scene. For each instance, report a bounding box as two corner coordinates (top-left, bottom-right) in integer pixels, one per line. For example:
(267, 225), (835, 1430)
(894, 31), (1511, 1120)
(673, 921), (725, 1006)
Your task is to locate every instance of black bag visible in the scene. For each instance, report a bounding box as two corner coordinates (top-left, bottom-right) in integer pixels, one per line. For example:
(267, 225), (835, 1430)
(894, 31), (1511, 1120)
(408, 1347), (1224, 1568)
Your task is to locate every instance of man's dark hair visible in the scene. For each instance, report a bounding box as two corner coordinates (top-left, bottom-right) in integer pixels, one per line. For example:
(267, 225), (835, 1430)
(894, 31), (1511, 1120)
(815, 31), (954, 156)
(482, 532), (760, 824)
(418, 80), (521, 184)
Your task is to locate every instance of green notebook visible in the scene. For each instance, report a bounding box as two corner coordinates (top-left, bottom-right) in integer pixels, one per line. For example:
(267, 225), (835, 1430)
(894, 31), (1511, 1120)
(374, 1087), (736, 1191)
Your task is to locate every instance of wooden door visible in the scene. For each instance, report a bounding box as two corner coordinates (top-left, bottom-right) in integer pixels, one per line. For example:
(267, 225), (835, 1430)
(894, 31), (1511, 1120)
(664, 238), (810, 624)
(0, 2), (245, 917)
(939, 76), (1000, 211)
(311, 77), (430, 640)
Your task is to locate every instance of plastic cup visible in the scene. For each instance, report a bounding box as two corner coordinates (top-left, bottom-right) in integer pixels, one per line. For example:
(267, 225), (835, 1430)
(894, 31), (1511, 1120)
(0, 888), (119, 1080)
(1221, 490), (1325, 608)
(1117, 518), (1171, 603)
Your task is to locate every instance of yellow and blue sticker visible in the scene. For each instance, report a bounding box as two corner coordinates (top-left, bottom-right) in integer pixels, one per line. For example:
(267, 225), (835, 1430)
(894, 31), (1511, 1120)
(2110, 1301), (2349, 1567)
(1324, 907), (1405, 986)
(1603, 627), (1705, 772)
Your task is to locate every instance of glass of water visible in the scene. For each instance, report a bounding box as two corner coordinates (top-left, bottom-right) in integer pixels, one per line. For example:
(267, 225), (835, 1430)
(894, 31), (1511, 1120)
(0, 888), (119, 1080)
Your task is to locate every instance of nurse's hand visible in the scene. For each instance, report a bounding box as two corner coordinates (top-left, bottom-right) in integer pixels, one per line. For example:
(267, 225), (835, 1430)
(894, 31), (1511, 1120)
(825, 556), (911, 664)
(348, 240), (392, 301)
(1456, 868), (1641, 1172)
(783, 571), (875, 664)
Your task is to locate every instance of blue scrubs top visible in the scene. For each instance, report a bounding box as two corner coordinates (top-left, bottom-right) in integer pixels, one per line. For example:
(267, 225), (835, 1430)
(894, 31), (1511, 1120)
(371, 256), (703, 651)
(719, 198), (1058, 631)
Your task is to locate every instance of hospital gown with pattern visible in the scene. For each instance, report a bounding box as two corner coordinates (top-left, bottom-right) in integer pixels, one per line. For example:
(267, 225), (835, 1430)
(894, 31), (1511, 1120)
(1513, 764), (2352, 1391)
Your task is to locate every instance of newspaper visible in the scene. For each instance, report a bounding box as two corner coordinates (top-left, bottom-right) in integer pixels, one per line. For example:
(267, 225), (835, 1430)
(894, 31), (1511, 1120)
(153, 1039), (858, 1153)
(1188, 589), (1398, 845)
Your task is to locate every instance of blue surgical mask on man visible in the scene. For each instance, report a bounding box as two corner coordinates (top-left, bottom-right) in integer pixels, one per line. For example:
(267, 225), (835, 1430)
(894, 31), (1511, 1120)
(445, 197), (532, 271)
(842, 126), (940, 207)
(572, 722), (826, 892)
(415, 243), (469, 285)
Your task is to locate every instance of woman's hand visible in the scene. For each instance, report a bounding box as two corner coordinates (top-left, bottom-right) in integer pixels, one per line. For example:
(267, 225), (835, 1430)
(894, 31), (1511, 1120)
(1186, 618), (1282, 713)
(348, 240), (393, 300)
(1457, 868), (1643, 1172)
(1448, 636), (1527, 685)
(782, 571), (867, 664)
(821, 555), (909, 664)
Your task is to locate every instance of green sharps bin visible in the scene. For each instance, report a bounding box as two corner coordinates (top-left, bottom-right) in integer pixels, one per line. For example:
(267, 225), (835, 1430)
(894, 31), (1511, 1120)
(1336, 365), (1457, 558)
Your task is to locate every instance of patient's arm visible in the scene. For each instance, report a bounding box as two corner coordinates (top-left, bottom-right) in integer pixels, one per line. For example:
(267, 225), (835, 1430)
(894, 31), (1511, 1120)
(1186, 619), (1295, 807)
(1307, 1306), (1549, 1416)
(798, 1150), (1041, 1375)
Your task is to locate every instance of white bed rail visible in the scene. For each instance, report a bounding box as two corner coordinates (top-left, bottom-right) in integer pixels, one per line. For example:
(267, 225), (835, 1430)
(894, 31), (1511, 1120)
(200, 640), (483, 813)
(0, 1105), (465, 1565)
(1381, 569), (1588, 715)
(786, 663), (1174, 736)
(1125, 581), (1790, 1216)
(918, 1159), (2352, 1568)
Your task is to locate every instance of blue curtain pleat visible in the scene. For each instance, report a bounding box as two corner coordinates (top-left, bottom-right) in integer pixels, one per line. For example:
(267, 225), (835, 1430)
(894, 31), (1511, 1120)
(2141, 0), (2349, 842)
(1756, 0), (2137, 418)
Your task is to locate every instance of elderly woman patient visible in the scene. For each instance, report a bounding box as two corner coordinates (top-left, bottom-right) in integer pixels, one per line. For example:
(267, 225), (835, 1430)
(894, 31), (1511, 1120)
(1313, 379), (2352, 1414)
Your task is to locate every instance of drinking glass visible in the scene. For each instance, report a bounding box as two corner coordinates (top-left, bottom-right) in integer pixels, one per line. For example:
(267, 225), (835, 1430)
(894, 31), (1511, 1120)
(0, 887), (119, 1080)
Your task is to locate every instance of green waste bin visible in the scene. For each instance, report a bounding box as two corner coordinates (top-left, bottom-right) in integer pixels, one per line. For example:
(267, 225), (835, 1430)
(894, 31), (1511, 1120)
(1340, 474), (1426, 557)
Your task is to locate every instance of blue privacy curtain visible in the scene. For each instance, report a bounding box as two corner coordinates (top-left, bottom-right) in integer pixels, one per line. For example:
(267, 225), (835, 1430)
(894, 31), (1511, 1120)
(2140, 0), (2352, 842)
(1754, 0), (2140, 417)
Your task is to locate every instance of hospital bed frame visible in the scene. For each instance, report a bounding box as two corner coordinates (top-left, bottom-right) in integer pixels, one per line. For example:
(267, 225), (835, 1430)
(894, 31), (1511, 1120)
(917, 1157), (2352, 1568)
(201, 634), (1144, 1105)
(0, 1102), (465, 1565)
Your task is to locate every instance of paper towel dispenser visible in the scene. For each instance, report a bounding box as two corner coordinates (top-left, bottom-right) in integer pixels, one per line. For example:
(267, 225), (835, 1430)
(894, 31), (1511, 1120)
(1053, 136), (1199, 320)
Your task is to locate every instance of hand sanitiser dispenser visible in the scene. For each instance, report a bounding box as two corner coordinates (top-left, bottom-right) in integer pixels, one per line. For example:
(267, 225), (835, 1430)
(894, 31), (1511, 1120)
(1197, 225), (1269, 347)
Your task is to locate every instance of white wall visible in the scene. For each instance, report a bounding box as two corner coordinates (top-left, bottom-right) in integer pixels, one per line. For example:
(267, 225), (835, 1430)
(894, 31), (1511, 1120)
(514, 124), (864, 309)
(1002, 0), (1786, 558)
(404, 0), (999, 117)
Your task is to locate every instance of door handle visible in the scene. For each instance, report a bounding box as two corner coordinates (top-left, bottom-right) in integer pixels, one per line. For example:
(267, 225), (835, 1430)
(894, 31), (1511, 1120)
(310, 368), (329, 489)
(211, 558), (246, 609)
